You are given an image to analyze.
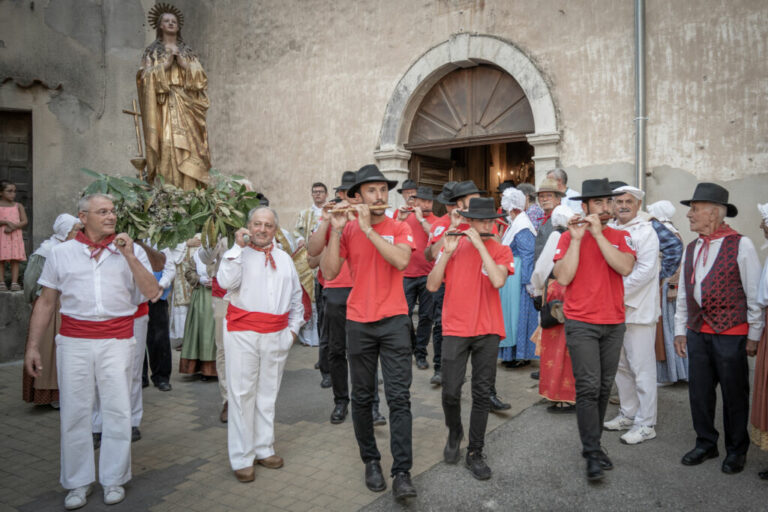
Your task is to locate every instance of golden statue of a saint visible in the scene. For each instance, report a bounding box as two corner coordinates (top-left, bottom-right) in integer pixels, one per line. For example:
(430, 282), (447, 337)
(137, 3), (211, 190)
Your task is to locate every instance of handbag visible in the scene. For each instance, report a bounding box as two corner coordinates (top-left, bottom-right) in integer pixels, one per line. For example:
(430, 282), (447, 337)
(540, 279), (565, 329)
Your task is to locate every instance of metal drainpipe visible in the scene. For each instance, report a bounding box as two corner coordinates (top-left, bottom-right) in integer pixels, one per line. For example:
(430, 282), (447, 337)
(634, 0), (647, 193)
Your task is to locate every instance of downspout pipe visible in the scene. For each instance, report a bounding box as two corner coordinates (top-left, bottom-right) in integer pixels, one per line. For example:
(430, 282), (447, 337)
(634, 0), (647, 193)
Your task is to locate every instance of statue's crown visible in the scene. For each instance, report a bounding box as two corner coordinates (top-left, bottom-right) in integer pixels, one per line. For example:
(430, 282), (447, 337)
(148, 3), (184, 30)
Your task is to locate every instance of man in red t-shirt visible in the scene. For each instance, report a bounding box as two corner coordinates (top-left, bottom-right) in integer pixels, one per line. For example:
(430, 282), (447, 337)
(320, 164), (418, 500)
(552, 178), (636, 482)
(427, 197), (514, 480)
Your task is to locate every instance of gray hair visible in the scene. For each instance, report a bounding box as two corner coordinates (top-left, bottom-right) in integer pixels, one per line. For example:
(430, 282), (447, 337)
(516, 183), (536, 201)
(248, 205), (279, 225)
(78, 193), (114, 213)
(714, 204), (727, 222)
(546, 168), (568, 186)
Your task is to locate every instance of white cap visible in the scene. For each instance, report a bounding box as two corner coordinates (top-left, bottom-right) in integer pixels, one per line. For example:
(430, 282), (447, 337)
(647, 200), (676, 222)
(613, 185), (645, 201)
(551, 204), (576, 229)
(501, 187), (526, 213)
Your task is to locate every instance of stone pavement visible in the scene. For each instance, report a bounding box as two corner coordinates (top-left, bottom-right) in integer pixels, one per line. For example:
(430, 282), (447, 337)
(0, 340), (541, 511)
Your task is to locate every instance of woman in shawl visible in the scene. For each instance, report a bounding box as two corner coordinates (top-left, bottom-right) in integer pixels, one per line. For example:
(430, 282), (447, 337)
(750, 202), (768, 478)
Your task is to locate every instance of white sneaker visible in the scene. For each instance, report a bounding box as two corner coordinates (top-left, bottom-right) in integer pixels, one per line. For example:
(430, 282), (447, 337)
(620, 425), (656, 445)
(603, 413), (634, 431)
(64, 485), (91, 510)
(103, 485), (125, 505)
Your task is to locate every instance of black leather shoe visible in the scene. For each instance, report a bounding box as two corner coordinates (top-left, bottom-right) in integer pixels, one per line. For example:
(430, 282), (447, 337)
(330, 402), (348, 424)
(722, 453), (746, 474)
(373, 408), (387, 426)
(364, 461), (386, 492)
(430, 371), (442, 386)
(156, 381), (172, 392)
(392, 472), (417, 499)
(93, 432), (102, 450)
(489, 394), (511, 412)
(320, 373), (332, 388)
(444, 427), (463, 464)
(465, 450), (492, 480)
(530, 371), (540, 380)
(681, 446), (719, 466)
(416, 358), (429, 370)
(503, 359), (530, 369)
(590, 449), (613, 470)
(131, 426), (141, 442)
(586, 454), (604, 481)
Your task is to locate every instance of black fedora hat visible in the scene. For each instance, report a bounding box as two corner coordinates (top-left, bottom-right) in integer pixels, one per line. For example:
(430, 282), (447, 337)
(334, 171), (357, 191)
(571, 178), (623, 201)
(680, 182), (738, 217)
(609, 180), (628, 190)
(496, 179), (516, 193)
(449, 180), (486, 201)
(414, 186), (435, 201)
(459, 197), (506, 220)
(437, 181), (458, 205)
(397, 179), (418, 194)
(347, 164), (398, 196)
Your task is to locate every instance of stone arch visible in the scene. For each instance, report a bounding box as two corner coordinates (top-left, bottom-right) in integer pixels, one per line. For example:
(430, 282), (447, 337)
(374, 33), (560, 186)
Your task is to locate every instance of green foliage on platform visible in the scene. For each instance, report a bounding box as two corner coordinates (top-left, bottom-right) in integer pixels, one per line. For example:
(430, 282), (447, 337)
(80, 169), (263, 249)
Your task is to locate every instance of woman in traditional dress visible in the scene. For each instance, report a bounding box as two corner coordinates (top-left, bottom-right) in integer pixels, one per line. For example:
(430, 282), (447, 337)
(750, 202), (768, 478)
(498, 188), (538, 367)
(21, 213), (81, 407)
(179, 245), (217, 378)
(169, 238), (200, 347)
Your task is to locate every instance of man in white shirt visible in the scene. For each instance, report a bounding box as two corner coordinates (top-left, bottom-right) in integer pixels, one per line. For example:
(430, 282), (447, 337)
(603, 185), (661, 444)
(24, 193), (161, 510)
(217, 206), (304, 483)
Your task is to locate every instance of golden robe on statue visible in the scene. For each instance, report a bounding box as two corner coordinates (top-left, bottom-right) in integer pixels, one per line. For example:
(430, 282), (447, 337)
(137, 41), (211, 190)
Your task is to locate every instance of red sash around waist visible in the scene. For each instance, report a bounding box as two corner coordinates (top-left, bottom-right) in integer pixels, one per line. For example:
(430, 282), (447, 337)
(132, 302), (149, 319)
(60, 315), (134, 340)
(226, 303), (289, 334)
(211, 277), (227, 298)
(699, 321), (749, 336)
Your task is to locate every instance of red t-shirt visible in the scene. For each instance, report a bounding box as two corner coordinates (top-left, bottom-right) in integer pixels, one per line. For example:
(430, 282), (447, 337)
(429, 217), (499, 245)
(553, 227), (636, 324)
(404, 213), (438, 277)
(323, 225), (354, 288)
(340, 217), (414, 322)
(440, 238), (515, 338)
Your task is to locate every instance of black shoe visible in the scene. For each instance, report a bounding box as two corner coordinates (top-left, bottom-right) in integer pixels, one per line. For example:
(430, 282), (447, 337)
(585, 454), (604, 481)
(722, 453), (746, 474)
(330, 402), (348, 424)
(503, 359), (530, 369)
(373, 409), (387, 426)
(156, 381), (172, 392)
(465, 450), (492, 480)
(320, 373), (332, 388)
(364, 461), (386, 492)
(530, 370), (540, 380)
(416, 358), (429, 370)
(681, 446), (719, 466)
(430, 371), (442, 386)
(93, 432), (102, 450)
(547, 402), (576, 414)
(587, 449), (613, 470)
(443, 427), (463, 464)
(131, 427), (141, 442)
(392, 472), (417, 500)
(489, 394), (511, 412)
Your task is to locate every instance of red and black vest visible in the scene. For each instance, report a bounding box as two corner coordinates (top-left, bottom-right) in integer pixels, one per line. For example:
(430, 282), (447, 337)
(683, 234), (747, 333)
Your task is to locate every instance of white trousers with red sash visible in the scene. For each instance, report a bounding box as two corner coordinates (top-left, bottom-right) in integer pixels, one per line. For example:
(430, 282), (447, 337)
(224, 327), (293, 470)
(56, 334), (134, 489)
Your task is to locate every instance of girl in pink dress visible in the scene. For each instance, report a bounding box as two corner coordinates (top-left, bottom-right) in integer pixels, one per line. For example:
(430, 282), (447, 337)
(0, 180), (28, 291)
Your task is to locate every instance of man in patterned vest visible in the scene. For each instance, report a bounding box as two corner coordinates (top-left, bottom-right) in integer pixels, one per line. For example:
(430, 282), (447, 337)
(674, 183), (764, 474)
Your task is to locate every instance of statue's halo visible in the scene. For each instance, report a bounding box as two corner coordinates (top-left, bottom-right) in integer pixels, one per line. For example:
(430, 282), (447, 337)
(148, 3), (185, 30)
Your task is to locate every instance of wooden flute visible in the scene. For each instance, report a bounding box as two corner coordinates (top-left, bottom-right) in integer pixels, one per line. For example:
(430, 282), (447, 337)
(445, 232), (495, 237)
(568, 214), (612, 226)
(329, 204), (390, 213)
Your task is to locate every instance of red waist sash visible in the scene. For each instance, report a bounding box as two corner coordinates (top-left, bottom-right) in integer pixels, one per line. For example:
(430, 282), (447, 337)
(699, 321), (749, 336)
(211, 277), (227, 298)
(226, 303), (289, 334)
(60, 315), (134, 340)
(132, 302), (149, 319)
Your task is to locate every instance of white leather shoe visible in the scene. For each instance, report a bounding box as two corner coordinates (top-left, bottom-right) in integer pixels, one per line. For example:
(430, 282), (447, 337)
(103, 485), (125, 505)
(64, 485), (91, 510)
(603, 413), (634, 431)
(621, 425), (657, 445)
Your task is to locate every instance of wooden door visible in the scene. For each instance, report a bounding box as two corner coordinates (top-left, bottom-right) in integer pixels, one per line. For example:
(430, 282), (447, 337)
(409, 154), (457, 216)
(0, 111), (33, 255)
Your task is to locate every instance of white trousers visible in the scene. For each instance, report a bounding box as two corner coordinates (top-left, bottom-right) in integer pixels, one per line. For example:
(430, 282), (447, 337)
(225, 327), (293, 470)
(57, 334), (134, 489)
(212, 296), (228, 404)
(616, 323), (658, 427)
(92, 316), (149, 431)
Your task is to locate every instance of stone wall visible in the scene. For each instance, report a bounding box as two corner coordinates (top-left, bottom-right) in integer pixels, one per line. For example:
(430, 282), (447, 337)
(0, 293), (31, 362)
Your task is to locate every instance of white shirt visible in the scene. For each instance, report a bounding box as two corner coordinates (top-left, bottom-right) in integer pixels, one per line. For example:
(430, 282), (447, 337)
(612, 213), (660, 325)
(563, 188), (582, 212)
(529, 231), (562, 297)
(38, 239), (152, 321)
(217, 244), (304, 334)
(674, 235), (764, 340)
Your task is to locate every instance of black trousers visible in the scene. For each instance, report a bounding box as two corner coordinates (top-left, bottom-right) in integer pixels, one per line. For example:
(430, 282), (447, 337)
(430, 284), (445, 370)
(404, 276), (435, 362)
(316, 279), (329, 373)
(143, 299), (172, 385)
(564, 319), (625, 454)
(323, 287), (351, 404)
(442, 334), (500, 451)
(687, 329), (750, 456)
(347, 315), (413, 475)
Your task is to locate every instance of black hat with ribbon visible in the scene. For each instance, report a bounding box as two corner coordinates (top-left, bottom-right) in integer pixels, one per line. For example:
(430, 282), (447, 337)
(397, 179), (418, 194)
(449, 180), (486, 202)
(680, 182), (738, 217)
(414, 186), (435, 201)
(437, 181), (458, 205)
(459, 197), (506, 219)
(347, 164), (398, 197)
(571, 178), (624, 200)
(334, 171), (357, 191)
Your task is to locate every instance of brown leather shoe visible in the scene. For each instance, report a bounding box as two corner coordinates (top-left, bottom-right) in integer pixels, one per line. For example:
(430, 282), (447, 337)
(256, 455), (284, 469)
(234, 467), (255, 482)
(220, 402), (228, 423)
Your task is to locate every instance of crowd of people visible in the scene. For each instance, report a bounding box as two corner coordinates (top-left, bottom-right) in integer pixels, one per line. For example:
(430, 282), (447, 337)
(9, 165), (768, 508)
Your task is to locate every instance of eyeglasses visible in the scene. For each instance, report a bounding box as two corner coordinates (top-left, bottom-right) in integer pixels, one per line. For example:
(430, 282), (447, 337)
(82, 209), (117, 217)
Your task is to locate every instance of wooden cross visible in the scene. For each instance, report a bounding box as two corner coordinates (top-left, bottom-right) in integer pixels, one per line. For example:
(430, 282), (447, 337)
(122, 99), (143, 157)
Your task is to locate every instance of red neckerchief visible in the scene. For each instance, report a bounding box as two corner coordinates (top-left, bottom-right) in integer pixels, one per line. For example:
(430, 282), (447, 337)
(691, 223), (739, 284)
(249, 242), (276, 269)
(538, 212), (552, 224)
(75, 231), (118, 260)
